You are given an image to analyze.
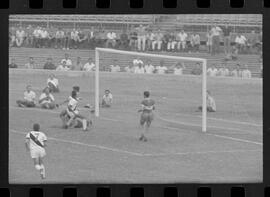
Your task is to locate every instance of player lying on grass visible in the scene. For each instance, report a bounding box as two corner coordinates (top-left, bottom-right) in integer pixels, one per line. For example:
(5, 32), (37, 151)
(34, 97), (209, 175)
(25, 123), (47, 179)
(38, 87), (56, 109)
(138, 91), (155, 142)
(64, 90), (90, 131)
(197, 90), (216, 112)
(101, 89), (113, 108)
(47, 74), (60, 93)
(16, 85), (36, 108)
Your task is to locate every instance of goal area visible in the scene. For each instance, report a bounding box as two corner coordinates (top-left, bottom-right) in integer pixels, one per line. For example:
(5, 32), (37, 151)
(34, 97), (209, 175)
(94, 48), (207, 132)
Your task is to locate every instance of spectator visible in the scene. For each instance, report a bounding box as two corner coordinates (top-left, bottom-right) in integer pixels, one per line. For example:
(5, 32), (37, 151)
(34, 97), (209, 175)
(47, 27), (56, 48)
(43, 57), (56, 70)
(231, 64), (241, 77)
(223, 23), (232, 54)
(156, 60), (168, 74)
(110, 60), (121, 72)
(78, 29), (88, 48)
(25, 57), (36, 69)
(191, 62), (202, 75)
(55, 28), (65, 49)
(9, 58), (18, 68)
(63, 29), (71, 50)
(167, 32), (177, 52)
(39, 87), (56, 109)
(15, 26), (25, 47)
(134, 62), (145, 74)
(210, 24), (222, 55)
(146, 29), (155, 51)
(83, 58), (95, 72)
(61, 53), (72, 68)
(235, 34), (247, 54)
(56, 61), (67, 71)
(206, 30), (213, 54)
(193, 33), (200, 52)
(197, 90), (216, 112)
(241, 65), (252, 79)
(9, 26), (16, 47)
(101, 90), (113, 108)
(129, 26), (138, 50)
(47, 74), (60, 93)
(76, 57), (83, 71)
(16, 85), (36, 107)
(152, 29), (163, 51)
(207, 64), (218, 77)
(217, 65), (229, 77)
(124, 64), (134, 73)
(144, 59), (155, 74)
(33, 26), (41, 48)
(173, 62), (185, 75)
(25, 25), (34, 47)
(177, 30), (188, 52)
(137, 25), (148, 51)
(87, 27), (95, 49)
(119, 29), (129, 50)
(40, 27), (49, 48)
(133, 57), (143, 67)
(70, 28), (79, 49)
(106, 31), (117, 48)
(249, 30), (259, 53)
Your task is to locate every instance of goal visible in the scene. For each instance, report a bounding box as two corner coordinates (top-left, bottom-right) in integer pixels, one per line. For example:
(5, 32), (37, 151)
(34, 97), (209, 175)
(94, 48), (208, 132)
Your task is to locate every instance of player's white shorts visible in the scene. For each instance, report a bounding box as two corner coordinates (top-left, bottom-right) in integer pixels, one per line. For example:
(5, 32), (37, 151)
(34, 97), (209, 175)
(30, 148), (46, 159)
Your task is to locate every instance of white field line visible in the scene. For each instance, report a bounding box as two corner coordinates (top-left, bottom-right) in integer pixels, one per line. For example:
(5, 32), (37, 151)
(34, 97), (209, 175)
(9, 88), (262, 127)
(9, 106), (262, 146)
(10, 129), (261, 157)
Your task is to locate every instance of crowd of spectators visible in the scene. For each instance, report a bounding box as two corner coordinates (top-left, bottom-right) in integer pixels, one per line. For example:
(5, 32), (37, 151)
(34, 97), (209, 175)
(9, 24), (262, 55)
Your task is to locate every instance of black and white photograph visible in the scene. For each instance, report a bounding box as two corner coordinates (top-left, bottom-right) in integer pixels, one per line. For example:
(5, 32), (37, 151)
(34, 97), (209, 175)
(8, 14), (262, 183)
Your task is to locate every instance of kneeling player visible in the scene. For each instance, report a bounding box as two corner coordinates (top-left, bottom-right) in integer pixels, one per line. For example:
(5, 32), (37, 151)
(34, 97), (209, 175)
(25, 123), (47, 179)
(138, 91), (155, 142)
(197, 90), (216, 112)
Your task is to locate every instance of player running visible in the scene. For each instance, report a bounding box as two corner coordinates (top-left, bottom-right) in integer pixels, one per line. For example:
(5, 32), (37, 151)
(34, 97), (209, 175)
(138, 91), (155, 142)
(25, 123), (47, 179)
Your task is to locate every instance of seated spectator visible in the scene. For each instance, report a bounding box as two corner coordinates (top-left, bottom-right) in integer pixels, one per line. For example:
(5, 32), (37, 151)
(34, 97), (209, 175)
(197, 90), (216, 112)
(16, 85), (36, 107)
(207, 64), (218, 77)
(231, 64), (241, 77)
(56, 61), (70, 71)
(133, 57), (143, 67)
(39, 87), (56, 109)
(47, 74), (59, 93)
(124, 64), (134, 73)
(191, 62), (202, 75)
(134, 62), (145, 74)
(25, 57), (36, 69)
(76, 57), (83, 71)
(9, 58), (18, 68)
(156, 60), (168, 74)
(110, 60), (121, 72)
(101, 90), (113, 108)
(177, 30), (188, 52)
(61, 53), (72, 69)
(144, 59), (155, 74)
(43, 57), (56, 70)
(241, 65), (252, 79)
(152, 29), (163, 51)
(217, 65), (229, 77)
(83, 58), (95, 72)
(15, 26), (25, 47)
(173, 62), (185, 75)
(106, 31), (117, 48)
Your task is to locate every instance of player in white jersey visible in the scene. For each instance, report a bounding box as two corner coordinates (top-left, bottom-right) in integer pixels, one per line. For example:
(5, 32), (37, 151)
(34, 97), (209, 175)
(25, 123), (47, 179)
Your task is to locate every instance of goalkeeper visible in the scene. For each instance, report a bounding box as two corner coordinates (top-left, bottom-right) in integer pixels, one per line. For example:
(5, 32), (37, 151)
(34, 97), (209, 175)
(196, 90), (216, 112)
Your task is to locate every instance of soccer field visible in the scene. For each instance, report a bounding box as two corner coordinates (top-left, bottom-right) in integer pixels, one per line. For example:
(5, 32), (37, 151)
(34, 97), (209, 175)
(9, 69), (262, 184)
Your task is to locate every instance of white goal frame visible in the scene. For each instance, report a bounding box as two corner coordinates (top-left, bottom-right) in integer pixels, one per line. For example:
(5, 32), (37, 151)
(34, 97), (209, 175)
(95, 48), (207, 132)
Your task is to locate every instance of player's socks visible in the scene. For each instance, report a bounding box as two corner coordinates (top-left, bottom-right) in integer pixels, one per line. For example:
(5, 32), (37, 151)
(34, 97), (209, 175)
(82, 119), (87, 131)
(40, 165), (46, 179)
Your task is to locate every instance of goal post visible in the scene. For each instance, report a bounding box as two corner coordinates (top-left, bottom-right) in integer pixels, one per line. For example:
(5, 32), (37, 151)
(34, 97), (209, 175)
(94, 47), (207, 132)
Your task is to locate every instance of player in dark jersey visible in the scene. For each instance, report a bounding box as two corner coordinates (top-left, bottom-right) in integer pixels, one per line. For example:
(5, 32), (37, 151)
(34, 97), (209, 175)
(138, 91), (155, 141)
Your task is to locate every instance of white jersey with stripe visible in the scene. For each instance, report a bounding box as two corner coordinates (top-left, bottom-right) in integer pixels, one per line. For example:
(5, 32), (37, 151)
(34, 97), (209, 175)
(68, 97), (78, 111)
(26, 131), (47, 150)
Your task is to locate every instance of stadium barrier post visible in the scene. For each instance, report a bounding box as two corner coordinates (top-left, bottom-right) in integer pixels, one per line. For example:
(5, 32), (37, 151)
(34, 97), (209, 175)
(202, 59), (207, 132)
(95, 49), (100, 117)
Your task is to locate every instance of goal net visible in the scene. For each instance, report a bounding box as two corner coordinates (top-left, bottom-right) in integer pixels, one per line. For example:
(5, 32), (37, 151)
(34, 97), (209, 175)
(94, 48), (208, 132)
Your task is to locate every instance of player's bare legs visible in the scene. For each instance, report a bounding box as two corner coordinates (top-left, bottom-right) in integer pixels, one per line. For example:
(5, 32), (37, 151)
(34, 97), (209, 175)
(38, 157), (46, 179)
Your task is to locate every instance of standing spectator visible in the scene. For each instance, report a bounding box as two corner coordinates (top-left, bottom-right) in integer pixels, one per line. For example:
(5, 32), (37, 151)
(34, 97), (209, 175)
(134, 62), (145, 74)
(235, 34), (247, 54)
(163, 31), (171, 52)
(25, 57), (36, 69)
(191, 62), (202, 75)
(25, 25), (34, 47)
(156, 60), (168, 74)
(63, 29), (71, 50)
(193, 33), (200, 52)
(106, 31), (117, 48)
(40, 27), (49, 48)
(9, 26), (16, 47)
(137, 25), (147, 51)
(33, 26), (42, 48)
(43, 57), (56, 70)
(47, 74), (60, 93)
(77, 29), (87, 49)
(211, 25), (222, 55)
(87, 27), (95, 49)
(206, 30), (213, 54)
(70, 28), (79, 49)
(47, 27), (55, 48)
(9, 58), (18, 68)
(173, 62), (185, 75)
(146, 29), (155, 51)
(110, 61), (121, 72)
(15, 26), (25, 47)
(241, 65), (252, 78)
(16, 85), (36, 107)
(144, 59), (155, 74)
(61, 53), (72, 68)
(177, 30), (188, 52)
(223, 23), (232, 54)
(55, 28), (64, 49)
(167, 32), (177, 52)
(83, 58), (95, 72)
(129, 26), (138, 50)
(119, 29), (129, 50)
(152, 29), (163, 51)
(101, 90), (113, 108)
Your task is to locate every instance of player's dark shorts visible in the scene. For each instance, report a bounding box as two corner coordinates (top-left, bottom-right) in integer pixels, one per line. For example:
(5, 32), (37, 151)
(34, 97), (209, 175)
(140, 111), (154, 125)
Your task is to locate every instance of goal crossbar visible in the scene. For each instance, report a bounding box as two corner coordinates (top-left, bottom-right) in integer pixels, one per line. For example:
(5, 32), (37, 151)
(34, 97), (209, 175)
(95, 48), (207, 132)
